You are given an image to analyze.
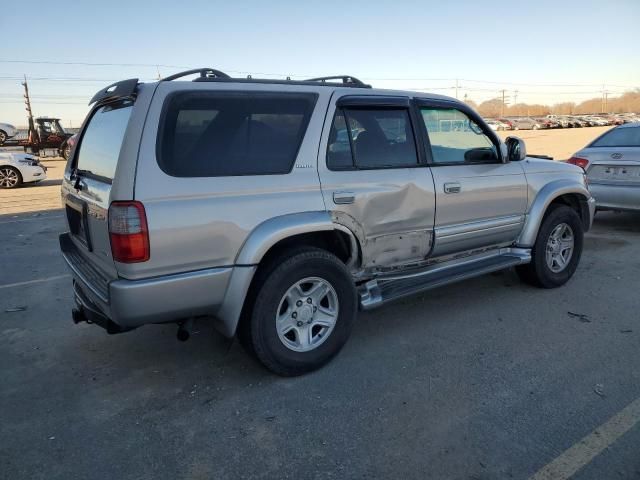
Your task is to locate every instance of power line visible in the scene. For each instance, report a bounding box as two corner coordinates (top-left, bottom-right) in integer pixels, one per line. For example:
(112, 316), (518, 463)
(0, 59), (638, 88)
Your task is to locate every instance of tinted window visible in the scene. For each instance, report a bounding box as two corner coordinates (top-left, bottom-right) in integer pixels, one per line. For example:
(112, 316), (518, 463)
(159, 92), (317, 177)
(327, 108), (417, 170)
(591, 127), (640, 147)
(420, 108), (498, 164)
(76, 101), (133, 180)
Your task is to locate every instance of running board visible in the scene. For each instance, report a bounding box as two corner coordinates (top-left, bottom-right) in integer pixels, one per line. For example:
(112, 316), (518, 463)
(359, 251), (530, 310)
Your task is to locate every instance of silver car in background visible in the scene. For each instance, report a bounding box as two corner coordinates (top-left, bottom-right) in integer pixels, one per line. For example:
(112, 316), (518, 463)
(0, 122), (18, 145)
(568, 123), (640, 212)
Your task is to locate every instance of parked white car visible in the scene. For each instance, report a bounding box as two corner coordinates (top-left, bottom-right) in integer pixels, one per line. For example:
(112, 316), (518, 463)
(0, 152), (47, 189)
(0, 122), (18, 145)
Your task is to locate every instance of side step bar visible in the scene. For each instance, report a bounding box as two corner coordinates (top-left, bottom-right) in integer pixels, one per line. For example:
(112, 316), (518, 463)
(359, 251), (530, 310)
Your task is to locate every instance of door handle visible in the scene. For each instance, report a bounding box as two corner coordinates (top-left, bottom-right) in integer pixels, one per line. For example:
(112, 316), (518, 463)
(333, 191), (356, 205)
(443, 182), (461, 194)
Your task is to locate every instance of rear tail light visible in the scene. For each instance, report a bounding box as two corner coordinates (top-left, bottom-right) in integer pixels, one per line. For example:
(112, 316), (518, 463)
(108, 201), (150, 263)
(567, 156), (590, 170)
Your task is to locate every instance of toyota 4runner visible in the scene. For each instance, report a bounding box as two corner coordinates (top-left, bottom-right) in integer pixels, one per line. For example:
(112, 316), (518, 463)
(60, 68), (595, 375)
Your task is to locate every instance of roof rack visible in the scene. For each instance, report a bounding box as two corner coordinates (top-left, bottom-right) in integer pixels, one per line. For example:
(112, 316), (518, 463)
(305, 75), (370, 87)
(162, 68), (231, 81)
(159, 68), (371, 88)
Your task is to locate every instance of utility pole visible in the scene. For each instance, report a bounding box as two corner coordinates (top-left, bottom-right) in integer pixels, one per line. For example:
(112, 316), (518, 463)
(500, 89), (507, 117)
(454, 79), (460, 99)
(513, 90), (519, 105)
(603, 91), (609, 113)
(21, 75), (37, 143)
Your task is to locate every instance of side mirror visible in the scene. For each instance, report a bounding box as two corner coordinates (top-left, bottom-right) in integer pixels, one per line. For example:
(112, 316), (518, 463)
(505, 136), (527, 162)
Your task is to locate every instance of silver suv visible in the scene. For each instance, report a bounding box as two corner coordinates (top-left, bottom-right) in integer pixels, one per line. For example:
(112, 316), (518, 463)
(60, 68), (595, 375)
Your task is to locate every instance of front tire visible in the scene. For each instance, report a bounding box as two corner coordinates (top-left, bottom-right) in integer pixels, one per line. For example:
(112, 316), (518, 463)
(243, 248), (357, 376)
(517, 205), (583, 288)
(0, 166), (22, 189)
(0, 130), (6, 145)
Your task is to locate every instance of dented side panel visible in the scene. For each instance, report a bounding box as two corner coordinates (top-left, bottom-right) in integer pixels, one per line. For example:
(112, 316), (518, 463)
(317, 91), (437, 270)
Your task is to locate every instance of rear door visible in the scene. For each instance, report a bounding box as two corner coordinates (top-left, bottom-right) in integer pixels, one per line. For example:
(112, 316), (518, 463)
(61, 98), (135, 279)
(318, 94), (436, 270)
(415, 100), (528, 256)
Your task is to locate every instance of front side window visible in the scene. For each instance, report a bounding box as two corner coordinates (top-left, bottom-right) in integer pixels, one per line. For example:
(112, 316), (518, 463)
(327, 108), (418, 170)
(158, 92), (317, 177)
(420, 108), (498, 164)
(590, 127), (640, 147)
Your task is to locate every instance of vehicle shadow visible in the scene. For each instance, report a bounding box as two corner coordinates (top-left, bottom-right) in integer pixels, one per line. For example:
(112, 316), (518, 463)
(592, 210), (640, 234)
(34, 178), (63, 187)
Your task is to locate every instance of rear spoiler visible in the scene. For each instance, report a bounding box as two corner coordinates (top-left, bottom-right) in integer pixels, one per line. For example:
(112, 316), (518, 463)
(89, 78), (138, 105)
(527, 154), (554, 161)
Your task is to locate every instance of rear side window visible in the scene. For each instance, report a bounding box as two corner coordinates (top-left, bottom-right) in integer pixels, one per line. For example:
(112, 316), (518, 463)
(75, 100), (133, 180)
(590, 127), (640, 147)
(327, 108), (418, 170)
(158, 92), (317, 177)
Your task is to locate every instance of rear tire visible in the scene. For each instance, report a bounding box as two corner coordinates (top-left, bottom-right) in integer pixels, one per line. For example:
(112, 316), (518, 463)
(0, 130), (6, 145)
(517, 205), (583, 288)
(62, 144), (71, 160)
(242, 247), (357, 376)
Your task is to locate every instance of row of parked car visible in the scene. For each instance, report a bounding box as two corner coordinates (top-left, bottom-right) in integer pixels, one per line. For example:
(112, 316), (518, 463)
(485, 113), (639, 131)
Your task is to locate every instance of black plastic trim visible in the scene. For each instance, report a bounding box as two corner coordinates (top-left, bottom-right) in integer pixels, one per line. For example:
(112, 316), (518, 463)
(337, 95), (411, 108)
(89, 78), (138, 105)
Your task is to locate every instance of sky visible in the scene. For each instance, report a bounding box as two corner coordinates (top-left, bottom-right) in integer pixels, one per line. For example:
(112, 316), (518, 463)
(1, 0), (639, 126)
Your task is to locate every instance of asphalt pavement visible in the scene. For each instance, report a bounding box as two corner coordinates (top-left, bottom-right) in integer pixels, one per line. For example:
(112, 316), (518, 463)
(1, 169), (639, 479)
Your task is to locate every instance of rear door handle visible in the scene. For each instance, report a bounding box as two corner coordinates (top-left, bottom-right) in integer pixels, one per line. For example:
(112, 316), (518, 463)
(443, 182), (461, 194)
(333, 191), (356, 205)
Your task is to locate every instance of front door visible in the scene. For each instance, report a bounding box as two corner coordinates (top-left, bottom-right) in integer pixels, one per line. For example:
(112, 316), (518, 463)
(318, 95), (436, 270)
(415, 102), (528, 257)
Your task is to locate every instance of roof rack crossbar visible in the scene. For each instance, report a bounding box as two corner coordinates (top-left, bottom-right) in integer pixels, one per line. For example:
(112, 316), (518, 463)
(162, 68), (231, 82)
(305, 75), (369, 87)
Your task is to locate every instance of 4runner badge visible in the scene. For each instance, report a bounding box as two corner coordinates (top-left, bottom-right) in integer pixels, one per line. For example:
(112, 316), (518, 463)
(295, 164), (313, 169)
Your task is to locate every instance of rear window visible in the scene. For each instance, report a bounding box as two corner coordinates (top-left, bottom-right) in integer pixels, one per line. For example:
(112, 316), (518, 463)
(590, 127), (640, 147)
(75, 100), (133, 180)
(158, 92), (317, 177)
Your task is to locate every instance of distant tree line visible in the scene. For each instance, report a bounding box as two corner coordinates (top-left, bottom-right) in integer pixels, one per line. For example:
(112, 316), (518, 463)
(468, 89), (640, 117)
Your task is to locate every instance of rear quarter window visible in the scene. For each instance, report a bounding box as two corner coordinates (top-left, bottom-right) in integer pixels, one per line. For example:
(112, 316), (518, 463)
(75, 100), (133, 180)
(157, 92), (317, 177)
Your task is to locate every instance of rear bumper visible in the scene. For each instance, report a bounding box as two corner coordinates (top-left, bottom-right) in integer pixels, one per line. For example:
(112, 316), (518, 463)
(589, 183), (640, 212)
(60, 233), (255, 336)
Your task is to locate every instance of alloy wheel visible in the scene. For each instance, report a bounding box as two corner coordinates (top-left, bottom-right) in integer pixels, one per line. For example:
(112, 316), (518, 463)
(545, 223), (574, 273)
(0, 168), (19, 188)
(276, 277), (339, 352)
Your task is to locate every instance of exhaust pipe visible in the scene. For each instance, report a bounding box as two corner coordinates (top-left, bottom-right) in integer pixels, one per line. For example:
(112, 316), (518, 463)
(177, 318), (194, 342)
(72, 307), (87, 324)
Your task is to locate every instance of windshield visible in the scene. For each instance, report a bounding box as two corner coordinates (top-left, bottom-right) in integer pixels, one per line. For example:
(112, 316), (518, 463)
(75, 100), (133, 180)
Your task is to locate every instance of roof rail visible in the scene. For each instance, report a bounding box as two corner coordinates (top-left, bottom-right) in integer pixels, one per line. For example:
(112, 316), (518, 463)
(161, 68), (230, 82)
(305, 75), (370, 87)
